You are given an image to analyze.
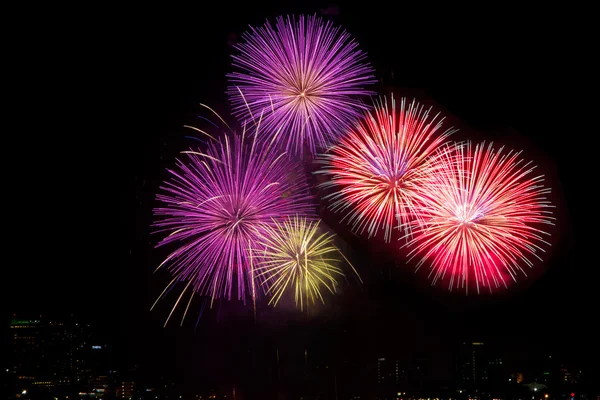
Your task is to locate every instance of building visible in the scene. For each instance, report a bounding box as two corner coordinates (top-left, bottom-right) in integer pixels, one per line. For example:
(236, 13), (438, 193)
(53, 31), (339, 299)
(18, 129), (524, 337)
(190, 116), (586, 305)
(377, 356), (415, 399)
(377, 358), (390, 385)
(457, 341), (504, 398)
(458, 342), (487, 389)
(8, 314), (112, 399)
(376, 357), (391, 399)
(559, 366), (577, 385)
(120, 381), (134, 399)
(10, 316), (71, 396)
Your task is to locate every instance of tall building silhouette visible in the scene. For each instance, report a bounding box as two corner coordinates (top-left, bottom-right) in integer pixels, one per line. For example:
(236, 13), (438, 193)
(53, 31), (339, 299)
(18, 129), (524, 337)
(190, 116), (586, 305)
(8, 315), (113, 399)
(457, 341), (504, 398)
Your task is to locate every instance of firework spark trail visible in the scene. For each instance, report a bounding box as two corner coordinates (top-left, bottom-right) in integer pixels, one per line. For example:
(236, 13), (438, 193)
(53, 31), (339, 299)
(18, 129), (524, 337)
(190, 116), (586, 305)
(316, 96), (457, 242)
(403, 141), (555, 294)
(255, 216), (361, 311)
(152, 112), (314, 325)
(228, 14), (375, 157)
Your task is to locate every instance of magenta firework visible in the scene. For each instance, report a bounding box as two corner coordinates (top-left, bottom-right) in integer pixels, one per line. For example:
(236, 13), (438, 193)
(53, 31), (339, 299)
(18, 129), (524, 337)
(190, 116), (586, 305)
(153, 125), (313, 323)
(227, 14), (375, 156)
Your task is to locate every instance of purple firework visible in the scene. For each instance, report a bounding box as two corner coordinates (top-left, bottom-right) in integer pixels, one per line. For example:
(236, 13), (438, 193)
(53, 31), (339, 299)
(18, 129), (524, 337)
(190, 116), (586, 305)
(153, 127), (313, 324)
(227, 14), (376, 157)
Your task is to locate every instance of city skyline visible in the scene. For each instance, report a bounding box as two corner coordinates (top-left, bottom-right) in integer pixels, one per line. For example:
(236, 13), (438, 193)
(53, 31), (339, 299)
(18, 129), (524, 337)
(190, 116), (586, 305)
(7, 313), (596, 399)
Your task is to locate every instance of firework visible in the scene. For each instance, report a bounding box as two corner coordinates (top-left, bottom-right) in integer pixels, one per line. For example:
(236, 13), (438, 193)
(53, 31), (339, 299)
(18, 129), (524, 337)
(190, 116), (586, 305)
(404, 142), (555, 293)
(227, 14), (375, 156)
(316, 96), (456, 242)
(255, 216), (360, 310)
(153, 116), (313, 324)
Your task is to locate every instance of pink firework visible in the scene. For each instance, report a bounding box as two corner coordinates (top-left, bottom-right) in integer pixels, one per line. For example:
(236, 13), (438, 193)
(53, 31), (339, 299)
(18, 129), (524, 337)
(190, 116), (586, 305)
(316, 96), (456, 242)
(404, 142), (555, 293)
(227, 14), (375, 156)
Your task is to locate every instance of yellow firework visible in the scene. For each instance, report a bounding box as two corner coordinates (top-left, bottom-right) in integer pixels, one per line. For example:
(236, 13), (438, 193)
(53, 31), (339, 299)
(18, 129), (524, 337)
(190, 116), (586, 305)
(255, 216), (360, 310)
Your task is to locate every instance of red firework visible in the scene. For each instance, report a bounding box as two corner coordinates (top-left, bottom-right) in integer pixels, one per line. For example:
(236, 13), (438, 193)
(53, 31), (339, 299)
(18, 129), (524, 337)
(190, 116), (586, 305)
(404, 142), (555, 293)
(316, 96), (456, 242)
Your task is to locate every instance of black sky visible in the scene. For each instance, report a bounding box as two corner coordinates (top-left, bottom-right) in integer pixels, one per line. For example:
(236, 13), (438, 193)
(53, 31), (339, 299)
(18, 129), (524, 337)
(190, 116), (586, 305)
(8, 0), (596, 394)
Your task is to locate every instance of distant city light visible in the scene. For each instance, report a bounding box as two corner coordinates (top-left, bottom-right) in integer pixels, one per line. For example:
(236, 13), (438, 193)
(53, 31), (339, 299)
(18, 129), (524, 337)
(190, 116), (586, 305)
(92, 345), (102, 350)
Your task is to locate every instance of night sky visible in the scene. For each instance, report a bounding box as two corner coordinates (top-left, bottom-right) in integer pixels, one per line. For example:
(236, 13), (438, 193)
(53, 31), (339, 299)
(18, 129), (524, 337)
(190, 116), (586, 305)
(9, 1), (595, 395)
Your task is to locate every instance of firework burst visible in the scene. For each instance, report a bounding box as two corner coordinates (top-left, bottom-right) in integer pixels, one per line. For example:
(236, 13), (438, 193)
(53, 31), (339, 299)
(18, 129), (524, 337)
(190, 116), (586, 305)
(153, 113), (313, 325)
(227, 14), (375, 156)
(404, 141), (555, 293)
(255, 216), (360, 311)
(316, 96), (457, 242)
